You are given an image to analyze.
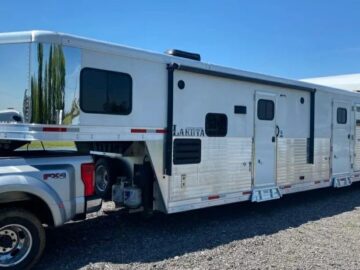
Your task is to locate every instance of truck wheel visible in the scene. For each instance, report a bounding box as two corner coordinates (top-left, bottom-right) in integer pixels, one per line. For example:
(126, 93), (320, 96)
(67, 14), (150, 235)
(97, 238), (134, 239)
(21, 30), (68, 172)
(95, 158), (115, 199)
(0, 208), (45, 270)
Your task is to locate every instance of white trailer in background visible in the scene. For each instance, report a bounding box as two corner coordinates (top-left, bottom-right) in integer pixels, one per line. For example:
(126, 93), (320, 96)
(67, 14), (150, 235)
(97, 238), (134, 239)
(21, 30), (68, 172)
(302, 73), (360, 92)
(0, 31), (359, 216)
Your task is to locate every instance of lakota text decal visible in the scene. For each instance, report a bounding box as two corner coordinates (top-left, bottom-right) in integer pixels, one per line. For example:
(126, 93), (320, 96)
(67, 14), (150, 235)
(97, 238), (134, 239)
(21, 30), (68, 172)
(173, 125), (205, 137)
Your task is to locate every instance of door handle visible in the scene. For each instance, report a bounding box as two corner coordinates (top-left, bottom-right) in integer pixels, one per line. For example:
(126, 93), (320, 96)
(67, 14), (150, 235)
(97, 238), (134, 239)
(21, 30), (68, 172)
(275, 125), (280, 137)
(272, 136), (275, 142)
(258, 159), (262, 164)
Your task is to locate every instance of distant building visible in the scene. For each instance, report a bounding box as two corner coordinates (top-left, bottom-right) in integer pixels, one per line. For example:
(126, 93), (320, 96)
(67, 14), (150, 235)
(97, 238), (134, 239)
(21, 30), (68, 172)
(302, 73), (360, 92)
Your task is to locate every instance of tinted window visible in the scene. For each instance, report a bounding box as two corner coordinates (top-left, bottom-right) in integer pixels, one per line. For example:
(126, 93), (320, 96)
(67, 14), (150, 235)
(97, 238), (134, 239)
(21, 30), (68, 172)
(80, 68), (132, 115)
(257, 99), (274, 120)
(337, 107), (347, 124)
(205, 113), (227, 137)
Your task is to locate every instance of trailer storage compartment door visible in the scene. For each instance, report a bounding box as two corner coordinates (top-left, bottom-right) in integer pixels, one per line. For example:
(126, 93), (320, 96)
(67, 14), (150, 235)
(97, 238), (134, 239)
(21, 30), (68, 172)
(332, 101), (351, 176)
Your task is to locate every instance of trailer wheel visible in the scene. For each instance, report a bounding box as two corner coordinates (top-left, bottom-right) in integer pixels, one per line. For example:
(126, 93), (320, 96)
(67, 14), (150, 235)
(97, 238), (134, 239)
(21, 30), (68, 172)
(0, 208), (45, 270)
(95, 158), (115, 199)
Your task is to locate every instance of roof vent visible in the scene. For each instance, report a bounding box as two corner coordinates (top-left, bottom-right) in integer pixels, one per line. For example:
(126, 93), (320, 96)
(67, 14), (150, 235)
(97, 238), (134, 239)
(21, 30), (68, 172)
(165, 49), (201, 61)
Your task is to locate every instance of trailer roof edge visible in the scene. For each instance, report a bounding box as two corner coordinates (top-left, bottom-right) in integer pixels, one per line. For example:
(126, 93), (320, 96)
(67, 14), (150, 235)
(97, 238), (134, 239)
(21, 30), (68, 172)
(0, 30), (357, 96)
(173, 64), (317, 93)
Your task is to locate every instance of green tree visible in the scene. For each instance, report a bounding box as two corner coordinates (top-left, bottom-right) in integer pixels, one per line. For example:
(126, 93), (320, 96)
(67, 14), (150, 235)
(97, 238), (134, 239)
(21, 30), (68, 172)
(30, 74), (39, 122)
(31, 43), (66, 124)
(37, 43), (43, 123)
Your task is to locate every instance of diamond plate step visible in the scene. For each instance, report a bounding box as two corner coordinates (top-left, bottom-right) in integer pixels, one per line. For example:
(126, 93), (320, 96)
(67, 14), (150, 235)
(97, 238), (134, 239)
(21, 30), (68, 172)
(333, 176), (352, 188)
(251, 186), (282, 202)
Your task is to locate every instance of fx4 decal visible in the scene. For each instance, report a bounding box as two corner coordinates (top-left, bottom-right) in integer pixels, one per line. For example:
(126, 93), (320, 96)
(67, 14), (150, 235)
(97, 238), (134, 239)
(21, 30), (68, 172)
(43, 172), (66, 180)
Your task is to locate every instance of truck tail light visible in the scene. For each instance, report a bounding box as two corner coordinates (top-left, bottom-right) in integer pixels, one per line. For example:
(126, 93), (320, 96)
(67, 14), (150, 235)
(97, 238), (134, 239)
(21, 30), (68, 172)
(81, 163), (95, 197)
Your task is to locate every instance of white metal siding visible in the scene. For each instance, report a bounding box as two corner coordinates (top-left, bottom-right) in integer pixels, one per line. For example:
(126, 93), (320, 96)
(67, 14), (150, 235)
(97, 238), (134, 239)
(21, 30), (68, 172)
(170, 137), (252, 202)
(354, 107), (360, 172)
(277, 138), (330, 186)
(355, 125), (360, 171)
(354, 127), (360, 173)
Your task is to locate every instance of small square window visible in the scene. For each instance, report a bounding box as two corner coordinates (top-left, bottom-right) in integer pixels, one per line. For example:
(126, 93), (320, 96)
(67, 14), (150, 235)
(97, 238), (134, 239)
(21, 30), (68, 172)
(257, 99), (274, 120)
(337, 107), (347, 124)
(205, 113), (227, 137)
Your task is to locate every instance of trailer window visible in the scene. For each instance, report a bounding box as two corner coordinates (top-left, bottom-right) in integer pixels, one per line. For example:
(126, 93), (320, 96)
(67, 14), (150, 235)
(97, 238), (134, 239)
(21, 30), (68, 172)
(80, 68), (132, 115)
(257, 99), (274, 121)
(205, 113), (227, 137)
(337, 107), (347, 124)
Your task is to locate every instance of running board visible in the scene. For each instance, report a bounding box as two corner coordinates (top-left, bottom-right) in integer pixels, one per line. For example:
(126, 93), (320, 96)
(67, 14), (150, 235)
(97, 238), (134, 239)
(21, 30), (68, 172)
(333, 176), (352, 188)
(251, 186), (282, 202)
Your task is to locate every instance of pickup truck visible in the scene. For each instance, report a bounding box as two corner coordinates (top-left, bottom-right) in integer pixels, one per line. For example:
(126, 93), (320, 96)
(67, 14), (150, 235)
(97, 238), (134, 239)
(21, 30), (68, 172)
(0, 150), (102, 269)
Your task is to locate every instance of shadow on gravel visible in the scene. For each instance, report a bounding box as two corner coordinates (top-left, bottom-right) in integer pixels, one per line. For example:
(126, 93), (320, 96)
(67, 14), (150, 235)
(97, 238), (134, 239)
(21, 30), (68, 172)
(37, 183), (360, 269)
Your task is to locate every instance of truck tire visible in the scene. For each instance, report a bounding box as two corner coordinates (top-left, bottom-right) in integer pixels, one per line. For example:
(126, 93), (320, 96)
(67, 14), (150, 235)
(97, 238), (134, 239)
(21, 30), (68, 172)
(95, 158), (116, 199)
(0, 208), (45, 270)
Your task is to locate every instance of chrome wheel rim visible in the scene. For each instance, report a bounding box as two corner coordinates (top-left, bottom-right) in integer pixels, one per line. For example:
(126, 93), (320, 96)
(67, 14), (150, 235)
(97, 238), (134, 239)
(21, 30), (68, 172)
(0, 224), (33, 267)
(95, 165), (109, 192)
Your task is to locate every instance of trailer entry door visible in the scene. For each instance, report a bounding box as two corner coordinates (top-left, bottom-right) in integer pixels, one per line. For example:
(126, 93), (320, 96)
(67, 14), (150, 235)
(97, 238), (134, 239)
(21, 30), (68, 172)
(332, 101), (351, 175)
(254, 92), (277, 187)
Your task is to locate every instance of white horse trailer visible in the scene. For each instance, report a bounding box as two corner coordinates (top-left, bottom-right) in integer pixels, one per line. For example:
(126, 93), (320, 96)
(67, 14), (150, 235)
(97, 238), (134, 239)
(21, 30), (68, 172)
(0, 30), (359, 214)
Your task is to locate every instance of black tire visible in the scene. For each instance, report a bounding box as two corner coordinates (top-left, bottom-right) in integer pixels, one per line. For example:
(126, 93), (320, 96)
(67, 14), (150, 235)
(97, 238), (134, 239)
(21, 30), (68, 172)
(95, 158), (116, 199)
(0, 208), (46, 270)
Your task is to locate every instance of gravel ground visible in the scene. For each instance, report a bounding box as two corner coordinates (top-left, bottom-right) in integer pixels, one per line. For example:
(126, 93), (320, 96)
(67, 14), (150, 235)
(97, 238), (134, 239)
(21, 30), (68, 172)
(36, 183), (360, 270)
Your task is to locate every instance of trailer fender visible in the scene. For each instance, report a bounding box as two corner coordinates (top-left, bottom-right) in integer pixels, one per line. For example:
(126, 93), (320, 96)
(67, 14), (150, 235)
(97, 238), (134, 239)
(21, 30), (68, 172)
(0, 174), (66, 227)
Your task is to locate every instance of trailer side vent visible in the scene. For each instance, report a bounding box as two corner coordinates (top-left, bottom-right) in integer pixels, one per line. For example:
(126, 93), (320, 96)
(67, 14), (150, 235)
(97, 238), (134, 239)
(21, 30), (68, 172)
(173, 139), (201, 165)
(165, 49), (201, 61)
(234, 105), (247, 114)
